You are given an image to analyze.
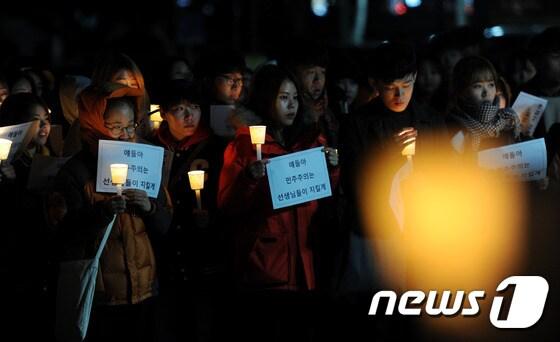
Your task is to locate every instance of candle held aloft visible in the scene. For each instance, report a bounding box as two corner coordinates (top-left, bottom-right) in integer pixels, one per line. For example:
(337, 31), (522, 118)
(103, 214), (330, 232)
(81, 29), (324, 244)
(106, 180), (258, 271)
(110, 163), (129, 196)
(249, 125), (266, 160)
(188, 170), (205, 209)
(401, 140), (416, 158)
(187, 170), (205, 190)
(150, 106), (163, 130)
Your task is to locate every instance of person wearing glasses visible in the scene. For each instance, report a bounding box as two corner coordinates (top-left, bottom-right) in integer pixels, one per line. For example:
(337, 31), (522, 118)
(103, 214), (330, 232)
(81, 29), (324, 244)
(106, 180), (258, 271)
(62, 52), (151, 156)
(198, 49), (246, 106)
(53, 83), (172, 342)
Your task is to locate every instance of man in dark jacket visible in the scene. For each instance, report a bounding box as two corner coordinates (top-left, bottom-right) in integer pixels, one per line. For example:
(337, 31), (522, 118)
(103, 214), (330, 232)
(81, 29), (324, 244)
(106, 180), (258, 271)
(334, 41), (446, 340)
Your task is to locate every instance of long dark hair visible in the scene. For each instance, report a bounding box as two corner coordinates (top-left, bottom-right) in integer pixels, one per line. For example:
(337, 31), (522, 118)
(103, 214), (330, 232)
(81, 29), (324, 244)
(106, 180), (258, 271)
(247, 64), (311, 146)
(0, 92), (49, 126)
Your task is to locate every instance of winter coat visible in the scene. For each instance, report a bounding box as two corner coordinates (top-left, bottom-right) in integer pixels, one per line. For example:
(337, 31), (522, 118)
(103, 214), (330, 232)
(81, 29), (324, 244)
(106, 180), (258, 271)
(55, 147), (172, 305)
(218, 126), (339, 291)
(153, 122), (227, 285)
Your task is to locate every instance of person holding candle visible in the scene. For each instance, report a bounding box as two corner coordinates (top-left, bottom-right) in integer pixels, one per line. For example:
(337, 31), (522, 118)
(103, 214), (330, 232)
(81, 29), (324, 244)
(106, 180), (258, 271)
(53, 82), (172, 342)
(218, 64), (339, 341)
(62, 52), (151, 156)
(337, 42), (445, 336)
(0, 93), (54, 184)
(151, 79), (227, 342)
(0, 92), (59, 340)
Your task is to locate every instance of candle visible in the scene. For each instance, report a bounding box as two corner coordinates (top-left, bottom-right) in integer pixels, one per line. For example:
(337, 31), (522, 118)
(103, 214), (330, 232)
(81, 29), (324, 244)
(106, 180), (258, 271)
(110, 163), (128, 196)
(249, 125), (266, 160)
(150, 106), (163, 130)
(150, 104), (160, 114)
(401, 140), (416, 161)
(188, 170), (205, 209)
(0, 138), (12, 161)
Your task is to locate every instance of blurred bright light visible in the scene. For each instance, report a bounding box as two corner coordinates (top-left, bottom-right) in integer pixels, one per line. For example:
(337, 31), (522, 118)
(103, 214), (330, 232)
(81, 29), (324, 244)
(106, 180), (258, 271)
(311, 0), (329, 17)
(358, 135), (527, 334)
(176, 0), (191, 8)
(393, 1), (407, 15)
(405, 0), (422, 7)
(484, 26), (505, 38)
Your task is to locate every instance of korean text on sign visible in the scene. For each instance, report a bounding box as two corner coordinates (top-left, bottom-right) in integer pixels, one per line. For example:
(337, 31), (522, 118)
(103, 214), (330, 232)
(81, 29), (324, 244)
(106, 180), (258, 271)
(0, 121), (36, 163)
(96, 140), (164, 198)
(478, 138), (547, 181)
(266, 146), (332, 209)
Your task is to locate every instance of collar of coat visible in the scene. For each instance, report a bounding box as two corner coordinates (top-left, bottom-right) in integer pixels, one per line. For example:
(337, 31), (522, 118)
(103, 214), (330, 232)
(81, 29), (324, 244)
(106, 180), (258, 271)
(156, 120), (211, 152)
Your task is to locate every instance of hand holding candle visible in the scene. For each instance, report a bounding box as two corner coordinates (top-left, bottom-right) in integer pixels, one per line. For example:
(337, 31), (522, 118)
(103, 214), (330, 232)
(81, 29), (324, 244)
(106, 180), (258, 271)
(188, 170), (205, 210)
(110, 163), (128, 196)
(395, 127), (417, 161)
(249, 125), (266, 160)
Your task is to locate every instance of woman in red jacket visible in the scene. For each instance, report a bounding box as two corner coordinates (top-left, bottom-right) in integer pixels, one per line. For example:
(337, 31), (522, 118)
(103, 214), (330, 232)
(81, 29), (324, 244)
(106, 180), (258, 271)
(218, 64), (338, 340)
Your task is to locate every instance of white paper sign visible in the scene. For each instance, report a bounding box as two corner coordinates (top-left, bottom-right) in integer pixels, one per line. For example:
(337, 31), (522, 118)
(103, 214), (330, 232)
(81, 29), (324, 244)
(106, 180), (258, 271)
(512, 91), (548, 137)
(27, 155), (71, 191)
(266, 147), (332, 209)
(210, 105), (235, 137)
(0, 121), (36, 162)
(478, 138), (547, 181)
(389, 159), (413, 232)
(96, 140), (164, 198)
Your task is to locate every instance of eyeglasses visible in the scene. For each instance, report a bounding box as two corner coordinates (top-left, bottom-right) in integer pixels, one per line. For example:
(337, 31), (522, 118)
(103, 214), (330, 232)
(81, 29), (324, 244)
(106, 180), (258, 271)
(218, 75), (243, 87)
(104, 122), (138, 135)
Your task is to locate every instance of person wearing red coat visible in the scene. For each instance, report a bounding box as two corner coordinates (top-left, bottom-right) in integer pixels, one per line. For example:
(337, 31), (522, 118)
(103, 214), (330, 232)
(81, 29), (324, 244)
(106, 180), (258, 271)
(218, 64), (339, 341)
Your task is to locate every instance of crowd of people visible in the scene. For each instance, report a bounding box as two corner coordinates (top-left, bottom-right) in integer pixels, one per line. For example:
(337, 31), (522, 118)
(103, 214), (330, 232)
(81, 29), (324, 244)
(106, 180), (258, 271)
(1, 25), (560, 341)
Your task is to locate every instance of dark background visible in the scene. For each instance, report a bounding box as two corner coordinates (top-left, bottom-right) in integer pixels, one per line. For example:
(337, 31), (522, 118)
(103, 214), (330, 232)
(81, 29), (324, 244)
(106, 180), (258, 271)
(1, 0), (560, 73)
(1, 1), (559, 340)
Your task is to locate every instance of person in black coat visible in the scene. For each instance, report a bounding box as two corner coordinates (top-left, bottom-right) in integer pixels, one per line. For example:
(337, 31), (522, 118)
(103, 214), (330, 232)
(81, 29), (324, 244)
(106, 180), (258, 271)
(151, 79), (228, 342)
(334, 41), (447, 341)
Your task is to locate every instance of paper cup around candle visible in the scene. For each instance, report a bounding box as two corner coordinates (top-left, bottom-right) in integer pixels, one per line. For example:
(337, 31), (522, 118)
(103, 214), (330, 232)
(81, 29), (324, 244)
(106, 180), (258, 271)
(188, 170), (205, 190)
(0, 138), (12, 161)
(150, 110), (163, 129)
(249, 126), (266, 145)
(110, 164), (129, 185)
(150, 104), (161, 115)
(401, 140), (416, 157)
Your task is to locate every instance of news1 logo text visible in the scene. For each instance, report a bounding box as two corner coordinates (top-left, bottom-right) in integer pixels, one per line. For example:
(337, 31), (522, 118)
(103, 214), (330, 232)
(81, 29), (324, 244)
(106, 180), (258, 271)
(368, 276), (548, 328)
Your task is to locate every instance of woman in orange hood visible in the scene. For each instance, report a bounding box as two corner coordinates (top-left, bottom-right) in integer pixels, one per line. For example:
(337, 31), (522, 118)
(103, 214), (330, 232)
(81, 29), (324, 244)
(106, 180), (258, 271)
(54, 83), (172, 342)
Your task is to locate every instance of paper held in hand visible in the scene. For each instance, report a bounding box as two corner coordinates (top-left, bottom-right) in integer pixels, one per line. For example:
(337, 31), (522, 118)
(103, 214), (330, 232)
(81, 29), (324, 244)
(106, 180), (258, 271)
(0, 121), (39, 163)
(511, 91), (547, 137)
(266, 147), (332, 209)
(96, 140), (164, 198)
(478, 138), (547, 181)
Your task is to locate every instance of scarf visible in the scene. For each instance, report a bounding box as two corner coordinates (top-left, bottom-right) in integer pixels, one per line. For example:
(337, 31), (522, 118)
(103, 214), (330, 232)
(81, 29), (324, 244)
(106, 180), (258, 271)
(450, 99), (520, 150)
(156, 120), (211, 152)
